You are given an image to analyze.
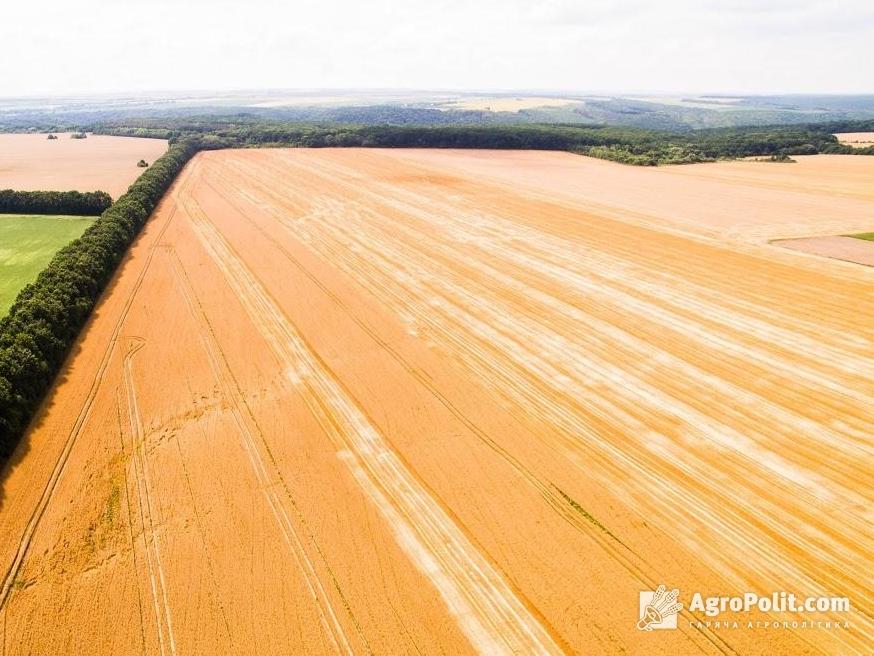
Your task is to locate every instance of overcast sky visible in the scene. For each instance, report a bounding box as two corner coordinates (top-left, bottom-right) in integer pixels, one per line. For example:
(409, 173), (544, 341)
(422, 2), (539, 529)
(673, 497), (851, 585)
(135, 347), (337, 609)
(1, 0), (872, 97)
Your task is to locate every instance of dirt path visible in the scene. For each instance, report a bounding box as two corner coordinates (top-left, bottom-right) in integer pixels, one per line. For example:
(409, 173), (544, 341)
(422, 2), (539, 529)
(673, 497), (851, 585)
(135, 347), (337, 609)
(0, 149), (871, 655)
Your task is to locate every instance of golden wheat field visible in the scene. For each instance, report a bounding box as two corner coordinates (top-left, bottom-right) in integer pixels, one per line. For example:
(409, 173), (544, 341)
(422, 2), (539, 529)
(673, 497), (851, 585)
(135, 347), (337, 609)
(1, 149), (871, 655)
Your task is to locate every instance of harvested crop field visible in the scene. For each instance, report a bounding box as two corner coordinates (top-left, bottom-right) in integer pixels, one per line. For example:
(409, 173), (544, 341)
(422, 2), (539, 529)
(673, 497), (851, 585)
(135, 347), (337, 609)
(444, 96), (582, 111)
(0, 133), (167, 199)
(0, 214), (94, 315)
(385, 150), (874, 244)
(834, 132), (874, 148)
(1, 149), (872, 655)
(774, 235), (874, 267)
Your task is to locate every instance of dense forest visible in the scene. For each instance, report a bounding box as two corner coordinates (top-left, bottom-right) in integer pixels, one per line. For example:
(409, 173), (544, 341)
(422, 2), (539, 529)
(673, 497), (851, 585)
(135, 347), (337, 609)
(0, 189), (112, 216)
(96, 118), (874, 165)
(0, 140), (198, 458)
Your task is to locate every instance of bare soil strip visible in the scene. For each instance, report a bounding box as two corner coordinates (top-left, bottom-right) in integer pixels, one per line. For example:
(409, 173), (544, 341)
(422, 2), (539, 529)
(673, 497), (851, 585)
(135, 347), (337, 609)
(0, 149), (871, 655)
(774, 235), (874, 267)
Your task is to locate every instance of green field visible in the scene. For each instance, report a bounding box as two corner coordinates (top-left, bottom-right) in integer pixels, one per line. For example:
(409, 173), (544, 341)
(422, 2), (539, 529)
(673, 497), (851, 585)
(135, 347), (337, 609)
(848, 232), (874, 242)
(0, 215), (94, 316)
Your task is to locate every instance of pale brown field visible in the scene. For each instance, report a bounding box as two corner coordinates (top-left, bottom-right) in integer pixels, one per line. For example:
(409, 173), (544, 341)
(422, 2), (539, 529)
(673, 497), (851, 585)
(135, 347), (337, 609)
(0, 133), (167, 198)
(774, 235), (874, 267)
(387, 150), (874, 244)
(834, 132), (874, 148)
(0, 149), (871, 655)
(444, 97), (581, 111)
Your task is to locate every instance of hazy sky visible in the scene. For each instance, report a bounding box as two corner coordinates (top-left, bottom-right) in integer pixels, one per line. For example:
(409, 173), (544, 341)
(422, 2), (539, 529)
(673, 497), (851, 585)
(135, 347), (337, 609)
(2, 0), (872, 96)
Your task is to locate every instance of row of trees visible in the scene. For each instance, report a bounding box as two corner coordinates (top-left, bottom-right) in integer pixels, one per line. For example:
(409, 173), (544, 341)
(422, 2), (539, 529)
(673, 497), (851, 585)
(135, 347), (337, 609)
(100, 120), (669, 150)
(0, 189), (112, 215)
(0, 139), (198, 458)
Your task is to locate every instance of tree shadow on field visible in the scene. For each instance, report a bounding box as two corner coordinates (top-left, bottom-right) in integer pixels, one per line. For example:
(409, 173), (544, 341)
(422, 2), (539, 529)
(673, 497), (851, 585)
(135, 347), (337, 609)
(0, 369), (70, 512)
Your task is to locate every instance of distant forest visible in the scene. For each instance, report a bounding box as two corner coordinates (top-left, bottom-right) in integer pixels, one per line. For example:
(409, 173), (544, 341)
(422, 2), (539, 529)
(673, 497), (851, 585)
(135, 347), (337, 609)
(93, 117), (874, 166)
(3, 93), (874, 132)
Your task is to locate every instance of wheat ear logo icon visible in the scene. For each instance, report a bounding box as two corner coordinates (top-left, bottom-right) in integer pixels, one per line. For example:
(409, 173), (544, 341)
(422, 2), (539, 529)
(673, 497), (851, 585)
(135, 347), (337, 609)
(637, 584), (683, 631)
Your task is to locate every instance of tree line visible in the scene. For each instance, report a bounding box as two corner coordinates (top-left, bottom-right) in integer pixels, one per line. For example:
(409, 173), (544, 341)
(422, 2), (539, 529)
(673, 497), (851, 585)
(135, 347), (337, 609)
(0, 139), (198, 458)
(97, 118), (874, 166)
(0, 189), (112, 216)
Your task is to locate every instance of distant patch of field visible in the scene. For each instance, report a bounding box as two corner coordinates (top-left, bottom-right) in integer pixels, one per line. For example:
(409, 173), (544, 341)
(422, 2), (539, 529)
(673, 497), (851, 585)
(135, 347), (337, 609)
(849, 231), (874, 241)
(627, 95), (753, 110)
(695, 96), (745, 104)
(0, 214), (93, 315)
(0, 132), (167, 199)
(247, 95), (354, 108)
(445, 96), (583, 112)
(834, 132), (874, 148)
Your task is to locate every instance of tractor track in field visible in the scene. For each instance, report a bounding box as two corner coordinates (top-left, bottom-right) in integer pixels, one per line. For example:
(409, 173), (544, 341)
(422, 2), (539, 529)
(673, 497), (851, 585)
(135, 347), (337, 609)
(121, 337), (177, 656)
(204, 150), (873, 653)
(200, 156), (742, 655)
(182, 188), (566, 655)
(164, 242), (362, 655)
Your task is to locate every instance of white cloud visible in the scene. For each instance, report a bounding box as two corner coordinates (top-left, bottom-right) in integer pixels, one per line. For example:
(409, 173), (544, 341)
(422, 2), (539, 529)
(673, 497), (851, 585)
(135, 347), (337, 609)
(0, 0), (872, 96)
